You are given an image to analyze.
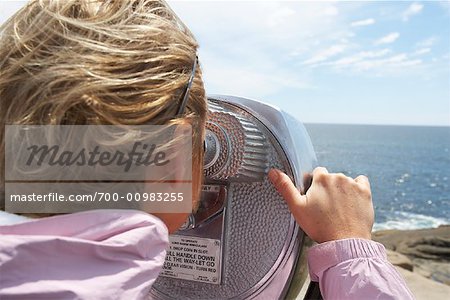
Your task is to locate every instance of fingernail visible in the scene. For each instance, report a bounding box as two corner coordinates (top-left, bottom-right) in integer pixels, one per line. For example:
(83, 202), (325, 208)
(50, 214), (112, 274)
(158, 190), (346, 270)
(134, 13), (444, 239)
(268, 169), (279, 182)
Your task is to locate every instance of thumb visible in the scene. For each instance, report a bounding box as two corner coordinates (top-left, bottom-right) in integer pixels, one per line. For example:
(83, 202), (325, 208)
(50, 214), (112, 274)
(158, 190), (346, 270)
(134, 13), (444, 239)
(268, 169), (307, 214)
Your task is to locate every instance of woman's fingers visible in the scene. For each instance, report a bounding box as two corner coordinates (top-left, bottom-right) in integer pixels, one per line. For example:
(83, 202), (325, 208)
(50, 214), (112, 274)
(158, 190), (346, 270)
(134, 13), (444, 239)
(270, 166), (374, 243)
(313, 167), (329, 177)
(268, 169), (307, 211)
(355, 175), (370, 188)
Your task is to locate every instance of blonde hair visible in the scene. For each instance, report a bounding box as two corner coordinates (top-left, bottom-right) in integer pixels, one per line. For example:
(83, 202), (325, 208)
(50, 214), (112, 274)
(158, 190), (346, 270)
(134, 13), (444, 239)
(0, 0), (207, 211)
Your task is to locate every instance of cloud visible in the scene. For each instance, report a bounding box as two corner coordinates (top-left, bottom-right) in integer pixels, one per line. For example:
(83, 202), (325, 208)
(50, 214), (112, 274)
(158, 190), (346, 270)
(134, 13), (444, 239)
(402, 3), (423, 21)
(439, 1), (450, 14)
(331, 49), (392, 66)
(375, 32), (400, 45)
(302, 45), (346, 65)
(0, 1), (27, 24)
(351, 18), (375, 27)
(351, 53), (421, 72)
(167, 0), (438, 94)
(323, 5), (339, 16)
(319, 48), (428, 76)
(201, 51), (313, 98)
(267, 7), (296, 27)
(168, 1), (346, 51)
(333, 52), (423, 75)
(413, 48), (431, 56)
(416, 37), (437, 48)
(166, 0), (352, 97)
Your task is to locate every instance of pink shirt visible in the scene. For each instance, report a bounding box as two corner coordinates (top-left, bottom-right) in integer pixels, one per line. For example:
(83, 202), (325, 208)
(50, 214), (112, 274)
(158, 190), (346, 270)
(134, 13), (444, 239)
(0, 210), (414, 299)
(0, 210), (168, 299)
(308, 238), (414, 299)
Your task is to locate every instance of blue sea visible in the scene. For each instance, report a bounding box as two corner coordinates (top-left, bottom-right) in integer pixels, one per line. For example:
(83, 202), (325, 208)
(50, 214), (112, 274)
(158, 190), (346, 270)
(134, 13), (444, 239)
(304, 124), (450, 231)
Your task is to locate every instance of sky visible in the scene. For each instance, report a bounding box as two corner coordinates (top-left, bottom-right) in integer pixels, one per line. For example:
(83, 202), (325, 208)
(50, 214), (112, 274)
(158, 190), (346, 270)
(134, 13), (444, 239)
(1, 1), (449, 126)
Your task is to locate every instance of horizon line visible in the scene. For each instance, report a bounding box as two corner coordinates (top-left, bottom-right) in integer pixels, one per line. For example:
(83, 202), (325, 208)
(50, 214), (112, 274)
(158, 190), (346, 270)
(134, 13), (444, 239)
(303, 122), (450, 128)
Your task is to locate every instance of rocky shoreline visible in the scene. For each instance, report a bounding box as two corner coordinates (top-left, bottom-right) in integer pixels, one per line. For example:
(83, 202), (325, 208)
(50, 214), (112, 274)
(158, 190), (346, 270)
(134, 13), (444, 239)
(373, 225), (450, 299)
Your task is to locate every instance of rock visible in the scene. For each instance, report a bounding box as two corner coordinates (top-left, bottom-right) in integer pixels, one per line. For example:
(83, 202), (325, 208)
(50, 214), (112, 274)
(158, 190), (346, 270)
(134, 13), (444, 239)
(373, 225), (450, 262)
(386, 249), (414, 271)
(373, 225), (450, 286)
(395, 266), (450, 300)
(412, 259), (450, 286)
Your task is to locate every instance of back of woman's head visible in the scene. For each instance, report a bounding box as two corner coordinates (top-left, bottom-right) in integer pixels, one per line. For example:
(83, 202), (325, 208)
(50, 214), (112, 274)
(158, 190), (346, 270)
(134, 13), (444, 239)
(0, 0), (207, 210)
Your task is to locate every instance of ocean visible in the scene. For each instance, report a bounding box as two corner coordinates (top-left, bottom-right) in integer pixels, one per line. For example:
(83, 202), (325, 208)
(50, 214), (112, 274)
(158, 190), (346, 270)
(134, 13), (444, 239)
(304, 124), (450, 231)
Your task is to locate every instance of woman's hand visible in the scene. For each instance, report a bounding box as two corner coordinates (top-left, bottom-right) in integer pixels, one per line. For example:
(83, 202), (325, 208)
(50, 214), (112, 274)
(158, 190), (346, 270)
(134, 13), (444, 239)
(268, 167), (374, 243)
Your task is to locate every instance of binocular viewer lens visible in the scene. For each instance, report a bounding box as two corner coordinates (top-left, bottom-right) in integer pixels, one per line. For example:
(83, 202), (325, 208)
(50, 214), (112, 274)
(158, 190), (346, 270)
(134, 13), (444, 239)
(203, 130), (221, 170)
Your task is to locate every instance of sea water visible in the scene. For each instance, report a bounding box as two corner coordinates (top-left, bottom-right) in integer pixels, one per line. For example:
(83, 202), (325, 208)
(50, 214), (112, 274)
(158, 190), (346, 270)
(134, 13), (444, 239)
(305, 124), (450, 231)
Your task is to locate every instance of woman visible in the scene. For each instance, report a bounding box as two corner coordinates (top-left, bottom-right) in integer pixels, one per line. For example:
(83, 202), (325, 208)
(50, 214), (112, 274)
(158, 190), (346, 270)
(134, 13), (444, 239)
(0, 0), (413, 299)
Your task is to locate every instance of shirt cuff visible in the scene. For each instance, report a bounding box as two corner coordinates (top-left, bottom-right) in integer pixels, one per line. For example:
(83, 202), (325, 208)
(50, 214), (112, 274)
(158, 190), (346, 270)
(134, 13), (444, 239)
(307, 238), (387, 281)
